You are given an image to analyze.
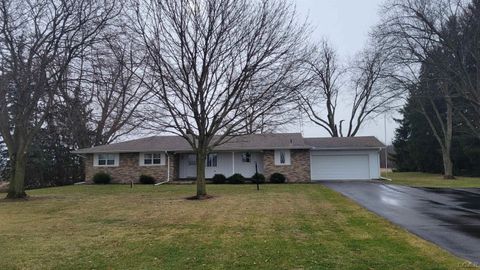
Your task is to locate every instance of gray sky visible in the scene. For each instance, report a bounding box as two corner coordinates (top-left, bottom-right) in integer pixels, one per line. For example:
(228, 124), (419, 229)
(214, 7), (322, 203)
(293, 0), (399, 144)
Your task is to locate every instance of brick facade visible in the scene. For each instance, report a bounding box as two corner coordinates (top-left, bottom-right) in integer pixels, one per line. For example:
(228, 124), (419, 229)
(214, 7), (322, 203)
(85, 153), (176, 184)
(84, 150), (311, 184)
(262, 150), (311, 183)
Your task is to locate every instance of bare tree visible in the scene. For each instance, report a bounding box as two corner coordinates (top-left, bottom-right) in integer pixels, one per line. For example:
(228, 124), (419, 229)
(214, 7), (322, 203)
(374, 0), (465, 178)
(0, 0), (117, 198)
(301, 40), (399, 137)
(133, 0), (310, 198)
(300, 41), (344, 137)
(60, 33), (151, 149)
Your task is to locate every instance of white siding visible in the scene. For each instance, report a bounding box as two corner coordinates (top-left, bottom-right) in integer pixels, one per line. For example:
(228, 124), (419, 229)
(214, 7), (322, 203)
(179, 154), (197, 178)
(232, 152), (264, 178)
(310, 150), (381, 180)
(178, 152), (264, 179)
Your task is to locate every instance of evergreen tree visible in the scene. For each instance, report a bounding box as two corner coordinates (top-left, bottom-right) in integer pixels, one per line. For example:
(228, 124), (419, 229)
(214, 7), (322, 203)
(392, 98), (443, 173)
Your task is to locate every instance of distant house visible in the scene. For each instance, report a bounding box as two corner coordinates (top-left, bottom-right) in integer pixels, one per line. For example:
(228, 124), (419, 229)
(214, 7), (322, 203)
(73, 133), (385, 183)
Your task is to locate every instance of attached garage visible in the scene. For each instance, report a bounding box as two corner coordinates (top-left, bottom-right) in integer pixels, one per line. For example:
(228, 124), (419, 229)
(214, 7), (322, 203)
(305, 137), (383, 181)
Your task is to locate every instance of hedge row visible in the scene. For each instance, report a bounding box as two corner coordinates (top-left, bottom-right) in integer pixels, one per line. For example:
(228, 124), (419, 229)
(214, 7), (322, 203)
(211, 172), (284, 184)
(92, 172), (286, 184)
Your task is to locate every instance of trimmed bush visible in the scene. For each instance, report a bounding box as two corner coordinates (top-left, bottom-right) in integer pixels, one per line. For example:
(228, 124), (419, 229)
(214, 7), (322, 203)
(227, 173), (245, 184)
(270, 173), (286, 183)
(139, 174), (156, 184)
(92, 172), (111, 184)
(251, 173), (266, 184)
(212, 174), (227, 184)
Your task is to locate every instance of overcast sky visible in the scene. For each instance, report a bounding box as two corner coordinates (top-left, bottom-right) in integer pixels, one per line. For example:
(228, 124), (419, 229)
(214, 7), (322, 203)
(293, 0), (399, 144)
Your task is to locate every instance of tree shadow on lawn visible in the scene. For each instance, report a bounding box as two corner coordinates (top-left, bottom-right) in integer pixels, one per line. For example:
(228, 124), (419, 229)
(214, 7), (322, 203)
(0, 195), (66, 203)
(185, 194), (217, 201)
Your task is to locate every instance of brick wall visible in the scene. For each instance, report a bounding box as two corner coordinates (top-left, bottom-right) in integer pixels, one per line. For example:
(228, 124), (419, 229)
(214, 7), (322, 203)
(85, 153), (176, 184)
(263, 150), (310, 183)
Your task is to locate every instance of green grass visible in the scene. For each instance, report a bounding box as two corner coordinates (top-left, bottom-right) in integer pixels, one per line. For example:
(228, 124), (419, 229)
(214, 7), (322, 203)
(0, 184), (476, 269)
(383, 172), (480, 188)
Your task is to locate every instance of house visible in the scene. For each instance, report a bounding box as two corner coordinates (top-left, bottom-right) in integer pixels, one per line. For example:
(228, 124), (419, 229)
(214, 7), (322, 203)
(73, 133), (385, 183)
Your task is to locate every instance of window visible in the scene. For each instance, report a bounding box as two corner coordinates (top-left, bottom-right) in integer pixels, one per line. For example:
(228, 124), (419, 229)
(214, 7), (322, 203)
(207, 153), (217, 167)
(97, 153), (116, 166)
(144, 153), (162, 165)
(274, 150), (291, 165)
(188, 154), (196, 166)
(242, 152), (251, 163)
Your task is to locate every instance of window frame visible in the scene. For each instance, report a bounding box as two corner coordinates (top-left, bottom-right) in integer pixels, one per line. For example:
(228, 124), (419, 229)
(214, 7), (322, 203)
(241, 152), (251, 163)
(206, 153), (218, 167)
(94, 153), (118, 167)
(140, 152), (165, 166)
(274, 150), (291, 166)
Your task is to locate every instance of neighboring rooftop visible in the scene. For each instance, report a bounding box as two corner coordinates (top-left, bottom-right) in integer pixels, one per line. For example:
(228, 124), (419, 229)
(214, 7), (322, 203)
(304, 136), (385, 150)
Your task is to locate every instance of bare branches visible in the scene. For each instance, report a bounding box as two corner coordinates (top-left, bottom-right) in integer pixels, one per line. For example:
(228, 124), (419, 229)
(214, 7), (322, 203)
(132, 0), (311, 196)
(0, 0), (118, 197)
(134, 0), (309, 147)
(373, 0), (469, 178)
(300, 39), (400, 137)
(299, 40), (343, 137)
(59, 29), (152, 147)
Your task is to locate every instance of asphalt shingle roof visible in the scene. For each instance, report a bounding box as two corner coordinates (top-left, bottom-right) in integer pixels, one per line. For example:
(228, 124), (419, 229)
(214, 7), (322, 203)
(73, 133), (384, 154)
(304, 136), (385, 150)
(73, 133), (310, 154)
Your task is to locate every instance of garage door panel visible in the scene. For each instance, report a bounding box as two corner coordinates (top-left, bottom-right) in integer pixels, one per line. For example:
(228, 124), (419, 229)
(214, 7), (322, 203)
(311, 154), (370, 180)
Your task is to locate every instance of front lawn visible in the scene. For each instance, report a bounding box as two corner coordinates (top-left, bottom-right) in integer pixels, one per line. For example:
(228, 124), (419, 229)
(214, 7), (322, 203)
(383, 172), (480, 188)
(0, 184), (474, 269)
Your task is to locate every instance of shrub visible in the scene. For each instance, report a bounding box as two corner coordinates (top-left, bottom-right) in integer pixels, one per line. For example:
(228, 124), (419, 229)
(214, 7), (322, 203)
(227, 173), (245, 184)
(270, 173), (286, 183)
(212, 174), (227, 184)
(251, 173), (266, 184)
(139, 174), (156, 184)
(92, 172), (111, 184)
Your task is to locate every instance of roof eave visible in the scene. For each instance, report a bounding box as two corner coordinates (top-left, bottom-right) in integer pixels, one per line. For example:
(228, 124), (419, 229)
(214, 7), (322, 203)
(72, 146), (312, 154)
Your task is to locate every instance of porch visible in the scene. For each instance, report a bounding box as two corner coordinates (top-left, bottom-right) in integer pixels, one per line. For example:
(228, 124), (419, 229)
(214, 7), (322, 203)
(177, 151), (265, 179)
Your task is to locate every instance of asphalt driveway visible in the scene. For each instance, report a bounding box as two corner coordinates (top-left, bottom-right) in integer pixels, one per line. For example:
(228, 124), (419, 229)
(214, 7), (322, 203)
(324, 181), (480, 264)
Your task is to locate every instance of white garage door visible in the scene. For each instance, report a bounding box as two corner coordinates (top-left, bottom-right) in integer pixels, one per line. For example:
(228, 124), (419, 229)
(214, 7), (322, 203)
(311, 154), (370, 180)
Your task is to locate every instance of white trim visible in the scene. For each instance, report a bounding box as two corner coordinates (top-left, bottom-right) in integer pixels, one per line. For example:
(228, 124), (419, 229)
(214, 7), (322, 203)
(139, 152), (166, 166)
(310, 150), (380, 180)
(274, 149), (291, 166)
(93, 153), (119, 167)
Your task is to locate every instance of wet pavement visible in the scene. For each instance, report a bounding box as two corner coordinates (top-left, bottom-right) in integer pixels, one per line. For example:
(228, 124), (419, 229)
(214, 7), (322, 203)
(323, 181), (480, 264)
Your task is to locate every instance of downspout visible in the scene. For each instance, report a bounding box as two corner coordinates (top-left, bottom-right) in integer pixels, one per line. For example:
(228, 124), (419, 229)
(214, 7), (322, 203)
(155, 151), (171, 186)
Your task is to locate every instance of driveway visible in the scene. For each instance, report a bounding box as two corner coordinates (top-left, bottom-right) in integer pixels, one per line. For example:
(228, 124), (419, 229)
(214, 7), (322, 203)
(323, 181), (480, 264)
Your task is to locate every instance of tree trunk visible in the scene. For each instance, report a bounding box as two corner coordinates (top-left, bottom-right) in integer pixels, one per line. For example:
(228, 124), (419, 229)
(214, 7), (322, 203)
(196, 149), (207, 197)
(442, 150), (454, 179)
(443, 98), (454, 179)
(6, 152), (28, 199)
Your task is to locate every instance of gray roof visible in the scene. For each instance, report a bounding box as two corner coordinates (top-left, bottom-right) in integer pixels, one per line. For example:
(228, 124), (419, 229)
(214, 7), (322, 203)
(73, 133), (310, 154)
(73, 133), (385, 154)
(304, 136), (385, 150)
